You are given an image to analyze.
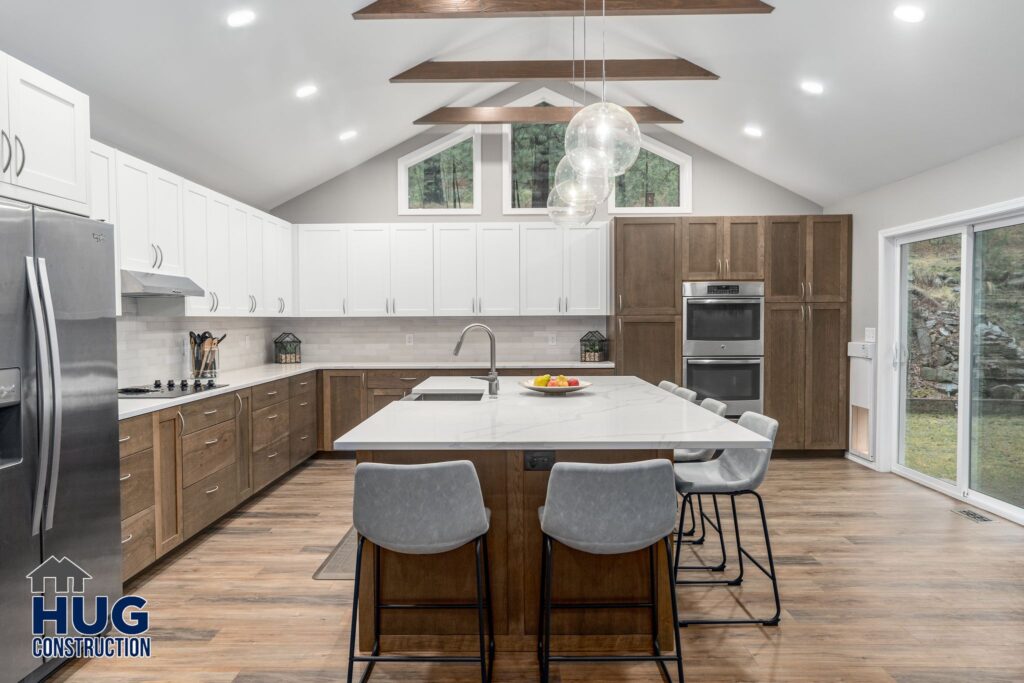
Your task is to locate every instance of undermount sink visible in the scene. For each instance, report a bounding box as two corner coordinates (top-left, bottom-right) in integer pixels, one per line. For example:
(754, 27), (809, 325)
(405, 392), (484, 402)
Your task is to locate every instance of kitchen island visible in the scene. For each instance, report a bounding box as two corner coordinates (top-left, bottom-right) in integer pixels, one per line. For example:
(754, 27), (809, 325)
(334, 375), (770, 655)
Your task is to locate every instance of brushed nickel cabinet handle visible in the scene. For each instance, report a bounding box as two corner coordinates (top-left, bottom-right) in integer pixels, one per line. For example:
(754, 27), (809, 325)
(210, 292), (217, 312)
(266, 391), (278, 397)
(299, 435), (309, 441)
(800, 304), (806, 322)
(343, 298), (346, 315)
(618, 294), (622, 312)
(205, 486), (219, 495)
(399, 377), (418, 382)
(177, 411), (185, 433)
(203, 409), (218, 416)
(800, 282), (805, 299)
(267, 414), (279, 420)
(118, 435), (131, 443)
(1, 130), (11, 173)
(267, 452), (279, 459)
(156, 245), (164, 270)
(151, 244), (159, 268)
(717, 258), (722, 275)
(807, 281), (813, 298)
(726, 258), (730, 274)
(119, 473), (132, 482)
(299, 381), (309, 387)
(204, 438), (220, 446)
(299, 401), (309, 407)
(14, 135), (26, 176)
(121, 534), (133, 545)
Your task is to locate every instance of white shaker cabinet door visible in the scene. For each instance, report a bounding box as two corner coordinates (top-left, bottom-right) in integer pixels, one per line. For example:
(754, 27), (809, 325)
(563, 221), (609, 315)
(226, 204), (249, 315)
(0, 53), (10, 186)
(182, 182), (213, 315)
(297, 224), (347, 316)
(519, 222), (563, 316)
(346, 224), (390, 317)
(261, 218), (280, 316)
(5, 55), (90, 204)
(205, 194), (232, 316)
(245, 212), (264, 315)
(149, 168), (184, 275)
(88, 141), (120, 315)
(390, 223), (433, 316)
(434, 223), (477, 316)
(114, 152), (155, 272)
(277, 223), (294, 316)
(477, 223), (519, 316)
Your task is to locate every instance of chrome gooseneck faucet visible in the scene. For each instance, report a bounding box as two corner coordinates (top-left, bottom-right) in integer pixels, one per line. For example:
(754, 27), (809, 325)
(453, 323), (499, 397)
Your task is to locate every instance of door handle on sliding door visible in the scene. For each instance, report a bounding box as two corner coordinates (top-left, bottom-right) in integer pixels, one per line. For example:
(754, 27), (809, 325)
(38, 259), (63, 531)
(26, 258), (52, 537)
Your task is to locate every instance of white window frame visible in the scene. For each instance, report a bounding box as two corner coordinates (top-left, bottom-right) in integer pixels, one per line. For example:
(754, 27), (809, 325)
(398, 125), (482, 216)
(502, 88), (576, 216)
(607, 134), (693, 215)
(875, 195), (1024, 526)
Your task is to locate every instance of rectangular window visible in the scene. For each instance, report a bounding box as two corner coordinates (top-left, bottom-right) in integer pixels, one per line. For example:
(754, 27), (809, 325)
(509, 119), (565, 210)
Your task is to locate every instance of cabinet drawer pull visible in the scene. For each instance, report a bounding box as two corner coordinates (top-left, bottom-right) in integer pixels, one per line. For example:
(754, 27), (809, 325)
(118, 435), (131, 443)
(203, 409), (218, 416)
(266, 391), (278, 396)
(205, 486), (220, 495)
(299, 381), (309, 387)
(267, 414), (279, 420)
(299, 401), (309, 407)
(267, 452), (279, 459)
(299, 436), (309, 441)
(119, 473), (132, 482)
(399, 377), (418, 382)
(121, 534), (133, 545)
(204, 438), (220, 446)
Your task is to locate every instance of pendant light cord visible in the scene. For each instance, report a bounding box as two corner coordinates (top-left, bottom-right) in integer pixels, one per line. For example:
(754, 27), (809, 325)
(582, 0), (587, 107)
(602, 0), (607, 102)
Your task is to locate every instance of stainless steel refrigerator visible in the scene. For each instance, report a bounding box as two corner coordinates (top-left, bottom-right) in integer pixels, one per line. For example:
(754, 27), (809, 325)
(0, 198), (121, 683)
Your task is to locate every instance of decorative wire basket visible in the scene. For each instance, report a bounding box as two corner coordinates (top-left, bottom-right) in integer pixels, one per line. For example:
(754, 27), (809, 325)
(274, 332), (302, 364)
(580, 330), (608, 363)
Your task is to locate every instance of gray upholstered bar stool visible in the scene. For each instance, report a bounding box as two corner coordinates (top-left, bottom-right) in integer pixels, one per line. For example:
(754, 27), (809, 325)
(675, 398), (728, 555)
(349, 461), (495, 683)
(672, 412), (782, 627)
(537, 460), (684, 683)
(672, 386), (698, 403)
(658, 380), (679, 393)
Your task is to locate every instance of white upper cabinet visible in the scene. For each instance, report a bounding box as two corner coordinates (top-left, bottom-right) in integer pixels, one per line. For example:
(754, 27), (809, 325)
(245, 211), (264, 315)
(564, 222), (609, 315)
(478, 223), (520, 316)
(226, 204), (249, 315)
(205, 193), (232, 316)
(89, 141), (120, 315)
(261, 216), (292, 316)
(297, 224), (347, 317)
(434, 223), (477, 316)
(346, 224), (390, 317)
(114, 151), (184, 275)
(520, 222), (564, 316)
(182, 182), (232, 316)
(0, 52), (90, 213)
(390, 223), (434, 316)
(276, 220), (293, 316)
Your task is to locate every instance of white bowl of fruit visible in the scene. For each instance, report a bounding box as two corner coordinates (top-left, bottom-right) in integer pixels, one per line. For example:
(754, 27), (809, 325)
(521, 374), (591, 395)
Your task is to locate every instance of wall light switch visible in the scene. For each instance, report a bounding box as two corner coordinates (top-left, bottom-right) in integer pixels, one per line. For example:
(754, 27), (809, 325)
(406, 334), (414, 346)
(547, 333), (557, 346)
(865, 327), (877, 342)
(244, 335), (251, 349)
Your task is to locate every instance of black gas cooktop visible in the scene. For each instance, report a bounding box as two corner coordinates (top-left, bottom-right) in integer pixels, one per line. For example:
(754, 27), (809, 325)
(118, 379), (228, 398)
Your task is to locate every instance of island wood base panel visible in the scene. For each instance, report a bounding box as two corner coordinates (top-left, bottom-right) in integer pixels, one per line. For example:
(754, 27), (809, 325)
(355, 449), (676, 653)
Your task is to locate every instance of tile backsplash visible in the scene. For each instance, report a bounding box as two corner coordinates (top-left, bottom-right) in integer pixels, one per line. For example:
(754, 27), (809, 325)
(116, 302), (606, 386)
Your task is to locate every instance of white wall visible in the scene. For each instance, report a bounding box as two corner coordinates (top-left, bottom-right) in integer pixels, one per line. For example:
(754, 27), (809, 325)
(272, 82), (821, 223)
(828, 133), (1024, 340)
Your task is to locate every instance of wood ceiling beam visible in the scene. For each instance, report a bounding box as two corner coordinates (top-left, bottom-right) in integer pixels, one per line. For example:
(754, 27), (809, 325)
(355, 0), (774, 20)
(392, 58), (718, 83)
(414, 106), (682, 125)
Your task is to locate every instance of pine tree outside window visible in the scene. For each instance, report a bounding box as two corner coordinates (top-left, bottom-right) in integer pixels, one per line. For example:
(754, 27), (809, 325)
(398, 126), (481, 215)
(609, 136), (693, 215)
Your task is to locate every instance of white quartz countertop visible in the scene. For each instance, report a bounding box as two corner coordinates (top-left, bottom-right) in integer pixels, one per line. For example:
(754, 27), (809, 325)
(117, 361), (614, 420)
(333, 375), (772, 451)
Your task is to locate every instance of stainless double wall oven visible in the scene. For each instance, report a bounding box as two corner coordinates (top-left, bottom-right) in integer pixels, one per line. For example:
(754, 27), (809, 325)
(682, 282), (764, 417)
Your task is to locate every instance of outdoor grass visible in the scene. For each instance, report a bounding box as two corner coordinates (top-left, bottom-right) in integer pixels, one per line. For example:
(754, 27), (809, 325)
(904, 411), (1024, 508)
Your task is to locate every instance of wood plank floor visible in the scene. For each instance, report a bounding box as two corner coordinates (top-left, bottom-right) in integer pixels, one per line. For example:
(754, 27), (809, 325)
(53, 456), (1024, 682)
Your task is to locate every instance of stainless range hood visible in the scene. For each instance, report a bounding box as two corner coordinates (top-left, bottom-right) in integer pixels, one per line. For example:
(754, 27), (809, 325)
(120, 269), (204, 298)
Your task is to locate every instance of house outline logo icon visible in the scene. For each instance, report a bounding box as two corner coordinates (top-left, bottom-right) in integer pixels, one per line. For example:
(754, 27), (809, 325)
(26, 556), (93, 595)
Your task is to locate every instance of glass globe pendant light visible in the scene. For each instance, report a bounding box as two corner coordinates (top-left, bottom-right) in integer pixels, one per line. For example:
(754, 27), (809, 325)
(547, 185), (597, 228)
(565, 101), (641, 177)
(554, 155), (612, 205)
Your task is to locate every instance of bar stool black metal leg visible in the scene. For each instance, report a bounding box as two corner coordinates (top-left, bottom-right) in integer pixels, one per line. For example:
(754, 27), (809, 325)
(536, 534), (547, 666)
(474, 538), (488, 683)
(541, 536), (554, 683)
(482, 535), (496, 680)
(673, 493), (688, 576)
(664, 537), (686, 683)
(754, 492), (782, 626)
(677, 494), (730, 579)
(728, 494), (746, 586)
(347, 537), (365, 683)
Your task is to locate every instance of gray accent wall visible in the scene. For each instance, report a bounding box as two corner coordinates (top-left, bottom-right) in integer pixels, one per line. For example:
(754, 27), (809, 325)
(827, 133), (1024, 341)
(271, 82), (821, 223)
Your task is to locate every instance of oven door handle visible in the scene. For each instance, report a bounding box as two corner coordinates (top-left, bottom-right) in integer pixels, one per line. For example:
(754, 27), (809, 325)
(685, 358), (763, 365)
(685, 298), (763, 305)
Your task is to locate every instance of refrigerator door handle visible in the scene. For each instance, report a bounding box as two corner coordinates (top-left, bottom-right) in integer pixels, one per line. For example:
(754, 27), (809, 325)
(38, 259), (63, 531)
(25, 257), (52, 537)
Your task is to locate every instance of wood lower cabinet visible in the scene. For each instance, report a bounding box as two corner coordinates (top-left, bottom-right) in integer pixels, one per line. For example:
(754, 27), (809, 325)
(183, 462), (239, 539)
(154, 410), (183, 556)
(120, 508), (156, 581)
(612, 316), (681, 386)
(367, 387), (410, 415)
(765, 302), (849, 451)
(614, 218), (680, 315)
(321, 371), (366, 450)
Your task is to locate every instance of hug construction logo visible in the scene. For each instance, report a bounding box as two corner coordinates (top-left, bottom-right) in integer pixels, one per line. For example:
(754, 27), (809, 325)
(26, 556), (152, 659)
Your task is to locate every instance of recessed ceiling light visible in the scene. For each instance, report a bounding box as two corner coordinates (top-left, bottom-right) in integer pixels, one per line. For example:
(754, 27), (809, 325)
(338, 130), (358, 141)
(226, 9), (256, 28)
(800, 80), (825, 95)
(743, 125), (764, 138)
(295, 84), (318, 99)
(893, 5), (925, 23)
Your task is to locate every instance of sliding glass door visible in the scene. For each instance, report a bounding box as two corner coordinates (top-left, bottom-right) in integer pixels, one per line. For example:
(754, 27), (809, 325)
(894, 218), (1024, 520)
(969, 221), (1024, 510)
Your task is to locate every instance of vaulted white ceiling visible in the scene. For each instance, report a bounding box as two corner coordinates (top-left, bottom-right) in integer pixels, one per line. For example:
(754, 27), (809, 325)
(1, 0), (1022, 209)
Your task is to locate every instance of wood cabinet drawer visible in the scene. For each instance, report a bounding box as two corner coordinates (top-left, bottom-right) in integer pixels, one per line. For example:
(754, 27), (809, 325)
(120, 449), (155, 520)
(366, 370), (430, 389)
(180, 393), (237, 435)
(183, 463), (238, 539)
(121, 507), (156, 580)
(251, 379), (290, 411)
(290, 395), (316, 429)
(252, 404), (290, 451)
(290, 422), (317, 467)
(289, 372), (316, 400)
(253, 437), (291, 491)
(118, 415), (153, 458)
(182, 420), (237, 488)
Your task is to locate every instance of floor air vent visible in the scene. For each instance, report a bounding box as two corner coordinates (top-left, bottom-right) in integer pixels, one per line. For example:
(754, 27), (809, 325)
(954, 509), (993, 523)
